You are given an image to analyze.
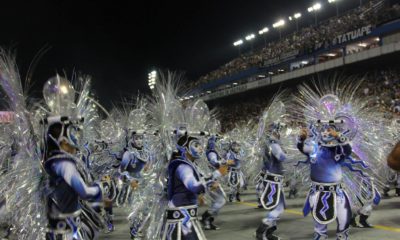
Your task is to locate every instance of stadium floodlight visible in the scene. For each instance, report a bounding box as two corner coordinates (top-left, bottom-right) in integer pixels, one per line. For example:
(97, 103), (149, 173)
(259, 27), (269, 47)
(291, 12), (302, 31)
(148, 70), (157, 90)
(245, 34), (256, 52)
(308, 3), (321, 12)
(273, 19), (285, 39)
(258, 27), (269, 35)
(233, 39), (244, 55)
(245, 34), (255, 41)
(291, 13), (302, 31)
(308, 3), (322, 25)
(233, 39), (243, 46)
(207, 91), (211, 94)
(272, 19), (285, 28)
(328, 0), (337, 3)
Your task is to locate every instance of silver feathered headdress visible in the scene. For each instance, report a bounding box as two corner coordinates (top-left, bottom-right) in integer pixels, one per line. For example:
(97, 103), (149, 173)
(0, 49), (47, 239)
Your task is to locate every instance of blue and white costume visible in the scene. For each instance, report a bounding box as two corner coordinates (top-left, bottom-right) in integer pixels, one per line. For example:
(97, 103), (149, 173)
(201, 136), (227, 230)
(226, 142), (246, 202)
(117, 137), (149, 206)
(88, 139), (119, 233)
(44, 150), (103, 240)
(162, 135), (210, 240)
(40, 76), (108, 240)
(0, 53), (112, 239)
(256, 139), (286, 204)
(297, 135), (352, 240)
(257, 139), (287, 230)
(122, 133), (154, 239)
(120, 147), (148, 179)
(290, 81), (388, 239)
(255, 121), (288, 240)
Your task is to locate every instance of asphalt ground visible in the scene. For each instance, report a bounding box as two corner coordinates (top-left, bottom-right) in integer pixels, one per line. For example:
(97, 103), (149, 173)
(100, 189), (400, 240)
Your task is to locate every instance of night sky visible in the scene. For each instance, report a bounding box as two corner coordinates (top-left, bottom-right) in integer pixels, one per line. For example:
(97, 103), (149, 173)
(0, 0), (361, 107)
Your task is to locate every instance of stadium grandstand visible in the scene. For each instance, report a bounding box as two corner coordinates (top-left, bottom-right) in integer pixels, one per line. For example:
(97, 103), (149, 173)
(180, 0), (400, 132)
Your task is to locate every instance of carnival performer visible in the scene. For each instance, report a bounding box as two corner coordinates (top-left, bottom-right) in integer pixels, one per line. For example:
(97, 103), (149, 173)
(290, 77), (392, 240)
(253, 93), (290, 239)
(226, 140), (246, 202)
(89, 140), (119, 233)
(106, 101), (154, 238)
(161, 134), (226, 240)
(0, 50), (114, 239)
(255, 125), (287, 206)
(125, 131), (154, 239)
(118, 131), (146, 205)
(255, 123), (287, 240)
(41, 76), (109, 240)
(297, 124), (352, 240)
(201, 135), (230, 230)
(125, 129), (156, 238)
(88, 118), (126, 233)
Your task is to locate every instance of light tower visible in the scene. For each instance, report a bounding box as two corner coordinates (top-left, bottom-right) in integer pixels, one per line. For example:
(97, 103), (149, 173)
(233, 39), (244, 55)
(308, 3), (322, 25)
(258, 27), (269, 47)
(272, 19), (285, 40)
(148, 70), (157, 90)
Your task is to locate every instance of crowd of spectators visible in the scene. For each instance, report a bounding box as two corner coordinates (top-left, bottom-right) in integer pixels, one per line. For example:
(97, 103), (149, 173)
(363, 70), (400, 117)
(188, 0), (400, 90)
(216, 69), (400, 133)
(216, 95), (267, 132)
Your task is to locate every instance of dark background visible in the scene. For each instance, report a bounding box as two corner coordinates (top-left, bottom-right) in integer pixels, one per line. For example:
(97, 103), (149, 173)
(0, 0), (362, 107)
